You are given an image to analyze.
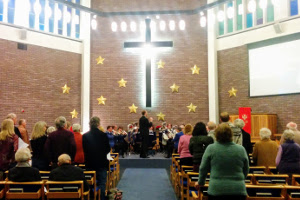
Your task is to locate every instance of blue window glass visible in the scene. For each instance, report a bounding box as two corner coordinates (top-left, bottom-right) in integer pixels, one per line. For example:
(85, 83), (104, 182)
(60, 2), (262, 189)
(75, 9), (80, 38)
(39, 0), (45, 31)
(291, 0), (298, 16)
(67, 7), (71, 37)
(76, 0), (80, 4)
(58, 4), (63, 35)
(7, 0), (15, 24)
(48, 1), (54, 33)
(29, 0), (35, 29)
(246, 13), (253, 28)
(0, 0), (4, 22)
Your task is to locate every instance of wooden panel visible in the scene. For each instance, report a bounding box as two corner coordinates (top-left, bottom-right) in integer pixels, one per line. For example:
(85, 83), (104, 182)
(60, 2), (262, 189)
(230, 114), (277, 142)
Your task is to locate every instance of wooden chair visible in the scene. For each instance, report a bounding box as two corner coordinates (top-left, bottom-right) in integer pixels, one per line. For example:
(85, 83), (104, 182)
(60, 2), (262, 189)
(246, 174), (254, 185)
(253, 174), (289, 185)
(249, 166), (267, 174)
(170, 154), (180, 186)
(0, 181), (5, 199)
(5, 181), (45, 200)
(186, 172), (200, 200)
(246, 185), (285, 200)
(45, 180), (89, 200)
(179, 166), (194, 200)
(285, 185), (300, 200)
(266, 167), (278, 175)
(111, 153), (120, 184)
(84, 171), (99, 200)
(173, 157), (181, 195)
(292, 175), (300, 186)
(39, 171), (50, 180)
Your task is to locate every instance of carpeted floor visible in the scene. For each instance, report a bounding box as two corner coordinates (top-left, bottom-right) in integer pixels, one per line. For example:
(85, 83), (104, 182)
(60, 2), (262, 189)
(117, 168), (177, 200)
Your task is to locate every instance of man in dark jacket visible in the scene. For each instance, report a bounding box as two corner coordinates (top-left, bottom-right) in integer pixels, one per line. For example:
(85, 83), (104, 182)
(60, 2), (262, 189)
(49, 154), (89, 192)
(44, 116), (76, 168)
(82, 116), (110, 200)
(139, 110), (153, 158)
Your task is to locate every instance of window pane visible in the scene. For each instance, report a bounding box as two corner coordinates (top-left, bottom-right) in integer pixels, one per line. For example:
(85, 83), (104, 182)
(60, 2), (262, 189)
(0, 0), (3, 22)
(246, 13), (253, 28)
(29, 0), (35, 28)
(227, 2), (233, 33)
(219, 21), (224, 35)
(8, 0), (15, 24)
(290, 0), (298, 16)
(39, 0), (45, 31)
(58, 4), (63, 35)
(267, 0), (274, 22)
(48, 1), (54, 33)
(236, 0), (243, 30)
(67, 7), (71, 37)
(256, 0), (263, 25)
(75, 9), (80, 38)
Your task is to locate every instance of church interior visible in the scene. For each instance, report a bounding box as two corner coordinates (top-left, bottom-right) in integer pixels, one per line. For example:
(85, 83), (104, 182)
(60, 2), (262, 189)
(1, 0), (300, 199)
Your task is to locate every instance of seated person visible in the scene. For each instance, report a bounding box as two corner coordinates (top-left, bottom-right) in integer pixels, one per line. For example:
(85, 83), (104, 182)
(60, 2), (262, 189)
(148, 126), (157, 156)
(8, 147), (41, 182)
(49, 154), (89, 192)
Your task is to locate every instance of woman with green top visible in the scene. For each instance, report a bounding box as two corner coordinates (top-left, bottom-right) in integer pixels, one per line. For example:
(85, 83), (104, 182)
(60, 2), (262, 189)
(195, 123), (249, 200)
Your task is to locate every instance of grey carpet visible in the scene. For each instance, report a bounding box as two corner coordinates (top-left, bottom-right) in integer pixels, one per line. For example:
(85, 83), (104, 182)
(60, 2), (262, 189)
(117, 168), (177, 200)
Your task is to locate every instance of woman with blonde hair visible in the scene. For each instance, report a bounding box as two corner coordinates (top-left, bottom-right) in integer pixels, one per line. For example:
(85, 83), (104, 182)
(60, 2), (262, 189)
(30, 121), (49, 170)
(178, 124), (194, 166)
(0, 119), (18, 174)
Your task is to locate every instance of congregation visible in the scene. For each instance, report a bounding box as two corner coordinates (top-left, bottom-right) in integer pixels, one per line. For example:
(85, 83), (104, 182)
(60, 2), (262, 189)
(1, 111), (300, 200)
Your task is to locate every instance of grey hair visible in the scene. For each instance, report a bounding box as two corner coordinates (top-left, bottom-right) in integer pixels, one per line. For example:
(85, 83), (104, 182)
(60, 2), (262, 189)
(283, 129), (295, 141)
(58, 154), (71, 164)
(55, 116), (66, 129)
(15, 147), (32, 162)
(72, 123), (81, 132)
(259, 128), (272, 140)
(6, 113), (16, 120)
(89, 116), (100, 129)
(286, 122), (298, 131)
(234, 119), (245, 129)
(47, 126), (56, 134)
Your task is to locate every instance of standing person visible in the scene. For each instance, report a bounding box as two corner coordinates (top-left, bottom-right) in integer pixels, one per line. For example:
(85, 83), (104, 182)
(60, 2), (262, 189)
(195, 123), (249, 200)
(234, 119), (253, 158)
(106, 126), (115, 150)
(6, 113), (21, 138)
(0, 119), (18, 178)
(178, 124), (193, 166)
(44, 116), (76, 169)
(82, 116), (110, 200)
(18, 119), (29, 144)
(139, 110), (153, 158)
(173, 126), (184, 153)
(72, 124), (84, 164)
(189, 122), (214, 172)
(31, 121), (49, 171)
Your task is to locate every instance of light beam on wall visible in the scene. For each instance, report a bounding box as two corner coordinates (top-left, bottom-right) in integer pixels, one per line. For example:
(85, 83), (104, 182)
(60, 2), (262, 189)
(160, 20), (166, 31)
(130, 21), (137, 32)
(111, 22), (117, 32)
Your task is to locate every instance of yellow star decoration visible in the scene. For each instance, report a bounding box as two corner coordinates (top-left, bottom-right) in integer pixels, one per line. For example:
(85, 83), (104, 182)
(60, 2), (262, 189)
(157, 60), (165, 69)
(170, 83), (180, 93)
(228, 87), (238, 97)
(157, 112), (166, 121)
(62, 84), (70, 94)
(70, 109), (78, 119)
(187, 103), (197, 113)
(118, 78), (127, 87)
(128, 104), (138, 113)
(191, 65), (200, 75)
(97, 96), (107, 105)
(96, 56), (105, 64)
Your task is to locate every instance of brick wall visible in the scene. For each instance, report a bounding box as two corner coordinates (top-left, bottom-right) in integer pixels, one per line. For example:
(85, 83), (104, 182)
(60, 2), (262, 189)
(0, 39), (82, 135)
(218, 45), (300, 133)
(91, 0), (209, 130)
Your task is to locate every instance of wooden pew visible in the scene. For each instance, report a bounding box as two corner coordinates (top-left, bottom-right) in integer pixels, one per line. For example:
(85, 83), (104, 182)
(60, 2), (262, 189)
(292, 175), (300, 186)
(111, 153), (120, 184)
(45, 180), (89, 200)
(0, 181), (5, 199)
(253, 174), (289, 185)
(179, 166), (193, 200)
(246, 185), (285, 200)
(5, 181), (45, 200)
(249, 166), (267, 174)
(285, 185), (300, 200)
(170, 154), (180, 187)
(84, 171), (99, 200)
(187, 172), (199, 200)
(266, 167), (278, 175)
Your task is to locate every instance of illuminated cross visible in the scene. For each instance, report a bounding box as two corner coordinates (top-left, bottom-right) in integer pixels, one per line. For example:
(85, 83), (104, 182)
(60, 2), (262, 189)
(124, 19), (173, 107)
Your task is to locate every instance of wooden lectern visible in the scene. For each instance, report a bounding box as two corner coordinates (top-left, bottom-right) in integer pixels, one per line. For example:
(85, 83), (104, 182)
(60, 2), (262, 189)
(230, 114), (277, 142)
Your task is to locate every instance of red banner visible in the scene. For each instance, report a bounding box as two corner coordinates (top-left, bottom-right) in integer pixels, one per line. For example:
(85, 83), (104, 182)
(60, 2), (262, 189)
(239, 107), (251, 134)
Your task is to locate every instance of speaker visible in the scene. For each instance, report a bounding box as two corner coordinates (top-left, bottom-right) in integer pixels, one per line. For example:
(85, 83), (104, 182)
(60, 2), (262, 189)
(19, 29), (27, 40)
(273, 23), (283, 34)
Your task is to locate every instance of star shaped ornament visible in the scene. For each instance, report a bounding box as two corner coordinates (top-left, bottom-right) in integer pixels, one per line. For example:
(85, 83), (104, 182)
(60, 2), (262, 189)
(128, 104), (138, 113)
(187, 103), (197, 113)
(62, 84), (70, 94)
(157, 112), (166, 121)
(118, 78), (127, 87)
(70, 109), (78, 118)
(191, 65), (200, 75)
(97, 96), (107, 105)
(170, 83), (180, 93)
(157, 60), (165, 69)
(228, 87), (238, 97)
(96, 56), (105, 64)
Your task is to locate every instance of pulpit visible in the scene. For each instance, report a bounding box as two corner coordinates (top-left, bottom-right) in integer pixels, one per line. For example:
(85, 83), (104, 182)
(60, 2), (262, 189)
(230, 114), (277, 142)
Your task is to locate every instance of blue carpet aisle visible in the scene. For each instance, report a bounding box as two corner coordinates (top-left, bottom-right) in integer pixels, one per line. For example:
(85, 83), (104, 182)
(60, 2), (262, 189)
(117, 168), (177, 200)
